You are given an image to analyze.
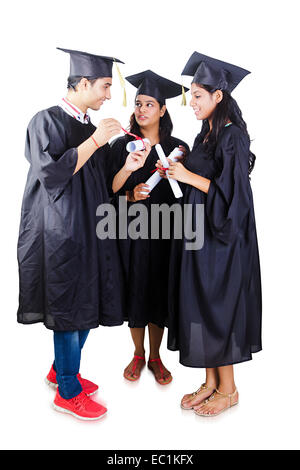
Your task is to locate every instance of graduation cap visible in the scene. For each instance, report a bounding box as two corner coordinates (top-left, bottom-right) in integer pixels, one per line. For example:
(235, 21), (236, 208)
(182, 51), (250, 93)
(57, 47), (124, 77)
(125, 70), (189, 105)
(57, 48), (127, 105)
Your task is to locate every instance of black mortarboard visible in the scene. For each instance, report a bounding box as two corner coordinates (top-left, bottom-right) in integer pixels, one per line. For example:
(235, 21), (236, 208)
(125, 70), (189, 105)
(182, 51), (250, 93)
(57, 47), (124, 78)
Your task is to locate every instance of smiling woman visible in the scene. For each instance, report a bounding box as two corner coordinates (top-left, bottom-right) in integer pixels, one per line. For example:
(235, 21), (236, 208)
(190, 84), (223, 121)
(167, 51), (262, 418)
(189, 83), (256, 173)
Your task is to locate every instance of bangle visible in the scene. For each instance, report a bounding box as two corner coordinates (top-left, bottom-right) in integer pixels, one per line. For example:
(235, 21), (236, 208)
(90, 135), (100, 148)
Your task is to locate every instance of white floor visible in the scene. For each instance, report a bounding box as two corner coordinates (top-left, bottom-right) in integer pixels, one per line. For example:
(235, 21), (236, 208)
(1, 320), (299, 451)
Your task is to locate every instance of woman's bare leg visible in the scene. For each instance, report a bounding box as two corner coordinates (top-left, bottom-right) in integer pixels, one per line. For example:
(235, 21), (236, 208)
(148, 323), (172, 383)
(123, 328), (146, 380)
(194, 365), (239, 414)
(181, 368), (218, 408)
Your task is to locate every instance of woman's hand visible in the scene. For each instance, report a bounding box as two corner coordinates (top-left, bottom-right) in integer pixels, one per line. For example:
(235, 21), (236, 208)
(155, 158), (171, 179)
(168, 162), (211, 193)
(167, 161), (190, 183)
(175, 145), (188, 163)
(124, 141), (151, 172)
(155, 145), (188, 178)
(132, 183), (151, 201)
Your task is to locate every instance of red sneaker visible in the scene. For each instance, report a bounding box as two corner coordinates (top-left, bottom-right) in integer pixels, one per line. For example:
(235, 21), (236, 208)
(45, 365), (99, 396)
(53, 390), (107, 421)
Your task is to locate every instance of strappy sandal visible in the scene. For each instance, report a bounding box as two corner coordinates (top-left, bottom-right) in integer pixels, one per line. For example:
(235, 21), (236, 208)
(123, 355), (145, 382)
(148, 358), (173, 385)
(181, 383), (216, 410)
(194, 388), (239, 417)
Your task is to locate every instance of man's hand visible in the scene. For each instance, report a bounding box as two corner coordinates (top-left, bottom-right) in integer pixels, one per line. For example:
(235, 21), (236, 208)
(93, 118), (122, 147)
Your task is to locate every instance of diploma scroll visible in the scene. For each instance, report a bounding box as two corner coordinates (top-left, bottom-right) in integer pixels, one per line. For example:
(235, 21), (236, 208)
(126, 138), (150, 153)
(140, 147), (183, 196)
(154, 145), (183, 198)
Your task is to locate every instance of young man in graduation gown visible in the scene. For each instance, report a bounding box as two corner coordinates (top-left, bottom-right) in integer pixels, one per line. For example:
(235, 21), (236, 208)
(17, 48), (125, 420)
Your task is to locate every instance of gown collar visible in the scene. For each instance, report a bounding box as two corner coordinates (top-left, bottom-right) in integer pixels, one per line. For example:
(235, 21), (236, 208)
(58, 97), (90, 124)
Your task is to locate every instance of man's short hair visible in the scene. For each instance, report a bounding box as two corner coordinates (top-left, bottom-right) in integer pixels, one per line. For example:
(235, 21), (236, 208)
(67, 76), (99, 91)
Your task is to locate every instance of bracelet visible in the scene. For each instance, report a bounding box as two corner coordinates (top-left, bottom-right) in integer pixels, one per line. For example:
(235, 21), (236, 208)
(90, 135), (100, 148)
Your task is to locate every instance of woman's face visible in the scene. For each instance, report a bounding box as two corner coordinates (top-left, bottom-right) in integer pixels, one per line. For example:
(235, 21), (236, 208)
(190, 83), (222, 121)
(134, 94), (166, 127)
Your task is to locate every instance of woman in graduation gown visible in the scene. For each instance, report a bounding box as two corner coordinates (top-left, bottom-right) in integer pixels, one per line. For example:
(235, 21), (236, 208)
(17, 48), (125, 420)
(109, 70), (189, 384)
(161, 52), (262, 416)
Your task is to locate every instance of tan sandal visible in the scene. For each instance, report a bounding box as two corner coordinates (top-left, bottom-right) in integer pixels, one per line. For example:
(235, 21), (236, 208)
(194, 388), (238, 417)
(180, 383), (215, 410)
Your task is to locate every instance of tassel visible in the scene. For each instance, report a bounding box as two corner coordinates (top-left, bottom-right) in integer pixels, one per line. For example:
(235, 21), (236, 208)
(123, 87), (127, 107)
(181, 84), (187, 106)
(114, 59), (127, 107)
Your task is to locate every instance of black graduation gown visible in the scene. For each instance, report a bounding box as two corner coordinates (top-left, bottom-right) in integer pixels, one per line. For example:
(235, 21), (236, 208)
(17, 106), (124, 331)
(109, 136), (189, 328)
(167, 124), (262, 367)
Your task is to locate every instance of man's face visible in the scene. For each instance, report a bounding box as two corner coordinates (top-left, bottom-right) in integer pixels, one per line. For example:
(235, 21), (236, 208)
(82, 77), (112, 110)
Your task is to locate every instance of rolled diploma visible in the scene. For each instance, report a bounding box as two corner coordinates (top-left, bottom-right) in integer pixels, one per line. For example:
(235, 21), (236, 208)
(140, 147), (183, 195)
(126, 138), (150, 152)
(154, 144), (183, 198)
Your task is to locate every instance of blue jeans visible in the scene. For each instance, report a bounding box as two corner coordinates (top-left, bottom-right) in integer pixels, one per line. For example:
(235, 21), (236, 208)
(53, 330), (90, 399)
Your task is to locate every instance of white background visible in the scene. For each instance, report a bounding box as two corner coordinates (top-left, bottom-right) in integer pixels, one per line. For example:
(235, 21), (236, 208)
(1, 0), (299, 451)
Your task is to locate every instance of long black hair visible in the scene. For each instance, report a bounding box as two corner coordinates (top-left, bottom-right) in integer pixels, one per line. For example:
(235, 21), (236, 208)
(199, 84), (256, 174)
(126, 98), (173, 144)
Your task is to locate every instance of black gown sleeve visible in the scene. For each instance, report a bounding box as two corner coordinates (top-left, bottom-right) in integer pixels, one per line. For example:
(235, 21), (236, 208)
(92, 142), (112, 190)
(173, 137), (190, 153)
(108, 137), (129, 196)
(206, 128), (251, 244)
(25, 110), (78, 202)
